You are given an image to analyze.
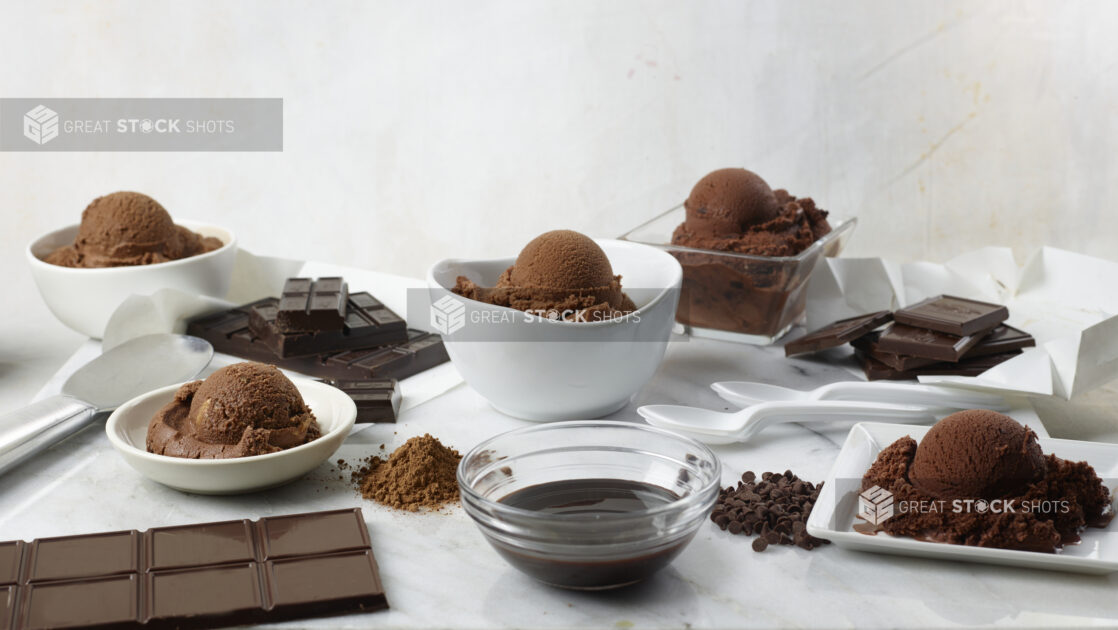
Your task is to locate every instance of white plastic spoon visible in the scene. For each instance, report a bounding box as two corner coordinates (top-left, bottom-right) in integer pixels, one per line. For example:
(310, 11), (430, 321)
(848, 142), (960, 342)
(711, 381), (1008, 411)
(636, 400), (936, 445)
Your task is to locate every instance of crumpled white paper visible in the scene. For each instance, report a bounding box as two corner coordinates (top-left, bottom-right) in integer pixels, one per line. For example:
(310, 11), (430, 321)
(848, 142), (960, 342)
(805, 246), (1118, 399)
(100, 249), (462, 416)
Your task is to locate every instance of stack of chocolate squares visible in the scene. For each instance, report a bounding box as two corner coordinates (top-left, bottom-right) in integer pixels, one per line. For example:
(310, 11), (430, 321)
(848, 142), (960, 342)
(186, 277), (446, 421)
(785, 295), (1035, 380)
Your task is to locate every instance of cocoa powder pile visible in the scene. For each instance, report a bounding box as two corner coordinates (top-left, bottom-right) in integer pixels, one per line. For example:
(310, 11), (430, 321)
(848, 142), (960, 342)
(351, 434), (462, 511)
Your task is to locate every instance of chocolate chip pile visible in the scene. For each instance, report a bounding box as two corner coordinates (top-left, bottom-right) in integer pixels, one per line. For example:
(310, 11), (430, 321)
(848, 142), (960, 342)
(711, 470), (830, 552)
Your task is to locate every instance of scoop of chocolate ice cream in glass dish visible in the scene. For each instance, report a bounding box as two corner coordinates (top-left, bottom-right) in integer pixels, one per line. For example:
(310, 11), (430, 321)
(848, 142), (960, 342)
(620, 168), (856, 344)
(428, 229), (682, 420)
(106, 361), (357, 494)
(26, 191), (237, 338)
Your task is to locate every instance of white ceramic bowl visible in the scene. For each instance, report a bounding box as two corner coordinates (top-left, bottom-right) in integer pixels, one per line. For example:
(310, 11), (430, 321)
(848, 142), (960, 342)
(26, 219), (238, 339)
(106, 378), (356, 495)
(427, 239), (682, 421)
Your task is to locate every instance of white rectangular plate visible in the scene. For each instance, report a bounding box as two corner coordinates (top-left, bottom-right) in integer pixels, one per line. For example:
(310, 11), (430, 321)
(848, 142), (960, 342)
(807, 421), (1118, 574)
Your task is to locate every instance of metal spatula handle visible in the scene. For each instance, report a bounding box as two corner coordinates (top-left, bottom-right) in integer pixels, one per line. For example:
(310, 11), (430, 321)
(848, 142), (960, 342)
(0, 395), (97, 476)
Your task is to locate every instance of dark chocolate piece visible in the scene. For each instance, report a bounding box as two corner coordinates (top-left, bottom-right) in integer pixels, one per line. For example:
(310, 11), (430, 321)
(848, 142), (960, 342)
(145, 563), (264, 625)
(856, 349), (1021, 381)
(965, 324), (1035, 358)
(187, 304), (448, 381)
(145, 520), (255, 571)
(1, 585), (14, 630)
(874, 323), (994, 362)
(20, 574), (140, 629)
(275, 277), (348, 332)
(320, 329), (448, 380)
(854, 324), (1034, 370)
(894, 295), (1008, 336)
(917, 352), (1022, 375)
(784, 311), (893, 356)
(257, 509), (370, 559)
(266, 551), (386, 617)
(26, 530), (140, 583)
(0, 542), (21, 586)
(249, 292), (407, 358)
(319, 379), (401, 423)
(851, 332), (940, 372)
(0, 508), (387, 630)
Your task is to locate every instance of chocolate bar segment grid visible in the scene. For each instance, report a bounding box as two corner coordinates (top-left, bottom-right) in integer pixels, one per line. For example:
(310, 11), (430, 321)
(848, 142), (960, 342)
(275, 277), (348, 332)
(1, 508), (386, 630)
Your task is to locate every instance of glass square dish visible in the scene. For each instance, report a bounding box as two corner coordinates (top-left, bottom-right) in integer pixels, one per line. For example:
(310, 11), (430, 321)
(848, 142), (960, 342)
(619, 206), (856, 345)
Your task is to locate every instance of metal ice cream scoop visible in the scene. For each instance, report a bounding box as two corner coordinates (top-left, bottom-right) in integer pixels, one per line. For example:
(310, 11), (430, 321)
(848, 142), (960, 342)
(0, 334), (212, 476)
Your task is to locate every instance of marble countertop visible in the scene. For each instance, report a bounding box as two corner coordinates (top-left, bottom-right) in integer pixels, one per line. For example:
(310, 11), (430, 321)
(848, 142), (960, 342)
(4, 329), (1118, 629)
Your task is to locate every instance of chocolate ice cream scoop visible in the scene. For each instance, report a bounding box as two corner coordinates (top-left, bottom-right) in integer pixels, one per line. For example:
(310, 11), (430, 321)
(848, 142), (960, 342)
(508, 230), (616, 289)
(147, 362), (320, 459)
(683, 168), (781, 237)
(453, 229), (636, 322)
(45, 191), (222, 268)
(909, 409), (1046, 500)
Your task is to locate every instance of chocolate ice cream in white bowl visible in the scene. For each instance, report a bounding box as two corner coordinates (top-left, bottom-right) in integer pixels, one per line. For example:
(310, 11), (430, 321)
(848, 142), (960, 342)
(106, 362), (356, 494)
(427, 230), (682, 421)
(26, 191), (237, 338)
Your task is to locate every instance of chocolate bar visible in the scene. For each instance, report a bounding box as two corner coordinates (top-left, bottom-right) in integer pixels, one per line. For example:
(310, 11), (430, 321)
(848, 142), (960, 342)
(856, 349), (1021, 381)
(2, 508), (386, 629)
(319, 378), (401, 423)
(275, 277), (348, 332)
(784, 311), (892, 357)
(249, 292), (408, 358)
(187, 304), (449, 381)
(874, 322), (994, 362)
(893, 295), (1008, 336)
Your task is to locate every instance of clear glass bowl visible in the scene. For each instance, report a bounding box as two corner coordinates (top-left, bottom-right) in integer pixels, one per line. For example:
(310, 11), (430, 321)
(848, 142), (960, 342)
(457, 421), (721, 590)
(620, 206), (857, 344)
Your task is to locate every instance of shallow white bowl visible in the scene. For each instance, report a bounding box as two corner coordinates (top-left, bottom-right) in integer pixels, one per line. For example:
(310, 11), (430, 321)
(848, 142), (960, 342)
(26, 219), (238, 339)
(106, 379), (356, 495)
(427, 239), (682, 421)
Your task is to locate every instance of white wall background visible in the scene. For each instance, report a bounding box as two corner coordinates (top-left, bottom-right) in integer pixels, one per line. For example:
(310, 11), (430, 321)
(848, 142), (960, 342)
(3, 0), (1118, 281)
